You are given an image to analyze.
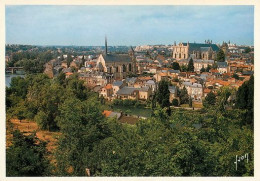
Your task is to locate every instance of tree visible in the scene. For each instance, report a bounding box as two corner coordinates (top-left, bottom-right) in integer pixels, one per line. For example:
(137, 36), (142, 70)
(244, 47), (251, 53)
(179, 87), (189, 104)
(172, 99), (179, 106)
(6, 130), (50, 176)
(171, 62), (180, 70)
(200, 67), (206, 72)
(203, 91), (216, 108)
(67, 54), (73, 67)
(189, 96), (192, 108)
(216, 49), (225, 62)
(212, 63), (218, 69)
(232, 73), (239, 80)
(155, 79), (170, 108)
(206, 65), (212, 72)
(181, 65), (188, 72)
(236, 75), (254, 125)
(82, 55), (85, 67)
(56, 71), (66, 86)
(187, 58), (194, 72)
(55, 98), (110, 176)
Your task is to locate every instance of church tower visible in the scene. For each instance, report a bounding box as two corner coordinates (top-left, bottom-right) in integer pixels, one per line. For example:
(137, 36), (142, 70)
(105, 36), (108, 55)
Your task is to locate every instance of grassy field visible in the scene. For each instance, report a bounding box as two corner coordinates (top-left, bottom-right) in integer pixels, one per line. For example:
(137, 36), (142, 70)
(6, 119), (60, 154)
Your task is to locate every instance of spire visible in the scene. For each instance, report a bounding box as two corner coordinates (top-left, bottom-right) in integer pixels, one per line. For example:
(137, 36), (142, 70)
(174, 41), (176, 46)
(105, 35), (108, 55)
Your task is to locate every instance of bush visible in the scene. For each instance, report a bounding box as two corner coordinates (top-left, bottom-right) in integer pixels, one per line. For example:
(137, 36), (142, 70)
(172, 99), (179, 106)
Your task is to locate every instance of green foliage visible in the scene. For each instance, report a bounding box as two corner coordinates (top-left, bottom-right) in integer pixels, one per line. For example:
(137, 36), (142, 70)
(216, 86), (233, 111)
(216, 49), (225, 62)
(155, 79), (170, 108)
(56, 72), (66, 86)
(236, 75), (254, 126)
(55, 98), (110, 176)
(65, 74), (88, 100)
(187, 58), (194, 72)
(179, 87), (189, 104)
(200, 67), (206, 72)
(7, 73), (90, 131)
(203, 91), (216, 108)
(112, 99), (140, 107)
(244, 47), (251, 53)
(6, 130), (50, 176)
(180, 65), (188, 72)
(206, 65), (212, 72)
(171, 62), (180, 70)
(189, 96), (192, 107)
(67, 54), (73, 67)
(8, 50), (54, 74)
(172, 99), (179, 106)
(232, 73), (239, 80)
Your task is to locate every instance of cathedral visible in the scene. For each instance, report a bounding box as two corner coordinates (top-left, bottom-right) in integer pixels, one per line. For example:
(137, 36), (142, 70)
(172, 40), (220, 60)
(95, 37), (137, 79)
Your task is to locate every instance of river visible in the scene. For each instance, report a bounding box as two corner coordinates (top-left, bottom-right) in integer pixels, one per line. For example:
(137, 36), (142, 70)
(5, 74), (25, 87)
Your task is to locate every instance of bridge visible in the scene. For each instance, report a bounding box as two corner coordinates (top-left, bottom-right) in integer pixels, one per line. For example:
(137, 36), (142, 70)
(6, 67), (24, 74)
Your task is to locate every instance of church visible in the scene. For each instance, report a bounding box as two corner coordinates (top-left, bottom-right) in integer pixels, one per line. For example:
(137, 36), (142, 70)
(172, 40), (220, 60)
(95, 37), (137, 79)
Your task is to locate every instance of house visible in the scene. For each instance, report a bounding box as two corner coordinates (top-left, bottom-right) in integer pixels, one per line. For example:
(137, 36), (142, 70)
(138, 87), (152, 101)
(193, 59), (214, 72)
(70, 60), (81, 69)
(61, 61), (68, 68)
(65, 72), (73, 78)
(116, 87), (139, 100)
(217, 62), (228, 74)
(182, 82), (203, 101)
(154, 72), (168, 82)
(203, 88), (211, 97)
(100, 84), (113, 99)
(144, 80), (156, 92)
(103, 110), (122, 120)
(126, 77), (137, 86)
(112, 80), (126, 95)
(169, 85), (178, 103)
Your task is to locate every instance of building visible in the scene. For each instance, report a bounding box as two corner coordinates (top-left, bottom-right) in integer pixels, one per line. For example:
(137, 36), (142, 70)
(172, 41), (220, 60)
(217, 62), (228, 74)
(182, 82), (203, 101)
(138, 87), (152, 101)
(116, 87), (139, 100)
(112, 80), (126, 95)
(95, 37), (137, 79)
(100, 84), (113, 99)
(169, 85), (178, 103)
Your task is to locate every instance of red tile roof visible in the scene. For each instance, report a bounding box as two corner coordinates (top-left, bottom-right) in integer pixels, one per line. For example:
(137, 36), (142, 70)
(103, 110), (112, 117)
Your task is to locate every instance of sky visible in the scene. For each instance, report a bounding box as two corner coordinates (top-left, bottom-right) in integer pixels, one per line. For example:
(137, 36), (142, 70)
(5, 6), (254, 46)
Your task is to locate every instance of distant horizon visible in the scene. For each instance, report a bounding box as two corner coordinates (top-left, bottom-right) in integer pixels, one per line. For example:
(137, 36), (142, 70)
(6, 6), (254, 46)
(5, 41), (254, 47)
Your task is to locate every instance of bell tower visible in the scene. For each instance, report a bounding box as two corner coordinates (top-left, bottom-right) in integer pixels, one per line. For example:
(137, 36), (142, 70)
(105, 36), (108, 55)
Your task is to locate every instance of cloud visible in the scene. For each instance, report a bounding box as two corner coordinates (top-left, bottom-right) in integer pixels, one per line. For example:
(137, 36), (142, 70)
(5, 5), (254, 46)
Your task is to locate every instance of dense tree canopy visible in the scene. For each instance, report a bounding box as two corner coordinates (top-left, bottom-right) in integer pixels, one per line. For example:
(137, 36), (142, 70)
(6, 73), (254, 176)
(187, 58), (194, 72)
(171, 62), (180, 70)
(216, 49), (225, 62)
(236, 75), (254, 126)
(203, 91), (216, 108)
(6, 130), (50, 176)
(155, 79), (170, 108)
(179, 87), (189, 104)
